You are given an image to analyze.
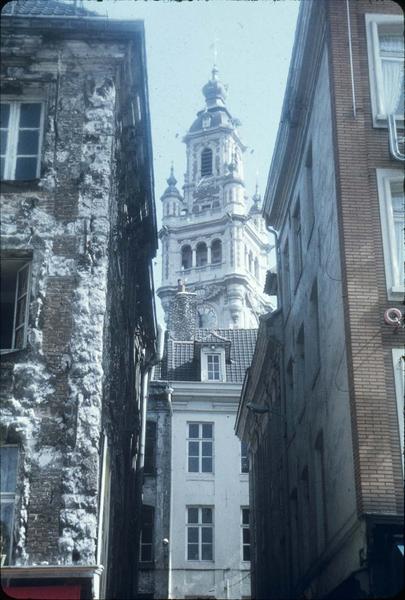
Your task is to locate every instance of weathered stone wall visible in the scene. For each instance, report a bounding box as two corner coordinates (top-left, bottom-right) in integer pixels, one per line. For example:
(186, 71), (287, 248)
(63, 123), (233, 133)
(0, 22), (156, 587)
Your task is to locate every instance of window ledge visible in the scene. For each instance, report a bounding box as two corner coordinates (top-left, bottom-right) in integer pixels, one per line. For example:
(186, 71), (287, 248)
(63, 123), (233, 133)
(388, 287), (405, 301)
(0, 348), (24, 356)
(1, 179), (40, 192)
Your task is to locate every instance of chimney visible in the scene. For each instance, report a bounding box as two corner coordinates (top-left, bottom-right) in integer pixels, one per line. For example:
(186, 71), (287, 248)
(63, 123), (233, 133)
(168, 280), (197, 340)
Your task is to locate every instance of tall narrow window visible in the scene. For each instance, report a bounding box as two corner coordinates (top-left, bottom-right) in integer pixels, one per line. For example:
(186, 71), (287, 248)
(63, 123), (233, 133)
(292, 200), (303, 288)
(392, 349), (404, 472)
(201, 148), (213, 177)
(187, 507), (213, 561)
(211, 239), (222, 264)
(300, 467), (311, 566)
(314, 432), (328, 553)
(1, 102), (43, 181)
(241, 508), (250, 561)
(144, 421), (157, 475)
(309, 281), (321, 385)
(0, 445), (19, 565)
(207, 354), (220, 381)
(376, 170), (404, 299)
(305, 144), (315, 238)
(140, 505), (154, 563)
(0, 257), (31, 351)
(187, 423), (213, 473)
(181, 245), (192, 270)
(196, 242), (208, 267)
(296, 325), (305, 406)
(241, 441), (249, 474)
(282, 240), (291, 309)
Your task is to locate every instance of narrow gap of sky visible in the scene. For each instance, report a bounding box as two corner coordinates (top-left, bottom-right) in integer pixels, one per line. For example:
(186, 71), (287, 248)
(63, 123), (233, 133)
(88, 0), (299, 323)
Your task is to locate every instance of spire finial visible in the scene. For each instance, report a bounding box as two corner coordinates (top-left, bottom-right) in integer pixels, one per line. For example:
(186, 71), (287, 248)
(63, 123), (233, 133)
(167, 163), (177, 187)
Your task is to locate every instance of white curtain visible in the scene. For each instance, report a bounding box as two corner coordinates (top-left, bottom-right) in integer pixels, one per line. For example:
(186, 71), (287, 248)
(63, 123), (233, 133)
(380, 35), (404, 115)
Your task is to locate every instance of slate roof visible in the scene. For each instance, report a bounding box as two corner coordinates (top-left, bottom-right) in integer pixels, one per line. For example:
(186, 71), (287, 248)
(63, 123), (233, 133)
(2, 0), (99, 17)
(158, 328), (258, 384)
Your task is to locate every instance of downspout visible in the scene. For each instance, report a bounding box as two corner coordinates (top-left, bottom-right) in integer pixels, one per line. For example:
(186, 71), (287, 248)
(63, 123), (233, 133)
(346, 0), (357, 118)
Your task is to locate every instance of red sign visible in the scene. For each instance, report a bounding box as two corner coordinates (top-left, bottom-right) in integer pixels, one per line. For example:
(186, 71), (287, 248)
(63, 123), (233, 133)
(3, 585), (81, 599)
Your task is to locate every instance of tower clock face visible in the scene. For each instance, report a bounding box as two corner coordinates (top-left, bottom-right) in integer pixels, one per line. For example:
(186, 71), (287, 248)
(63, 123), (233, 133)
(197, 305), (217, 329)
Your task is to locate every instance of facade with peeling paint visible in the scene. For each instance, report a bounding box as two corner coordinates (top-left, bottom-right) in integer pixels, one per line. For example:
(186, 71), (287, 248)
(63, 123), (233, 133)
(0, 2), (158, 599)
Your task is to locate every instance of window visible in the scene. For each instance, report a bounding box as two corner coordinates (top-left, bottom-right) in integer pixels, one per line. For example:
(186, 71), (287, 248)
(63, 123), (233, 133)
(295, 325), (305, 405)
(314, 432), (328, 553)
(207, 354), (220, 381)
(376, 169), (404, 299)
(241, 508), (250, 562)
(392, 349), (404, 472)
(201, 148), (213, 177)
(0, 445), (19, 565)
(181, 245), (192, 270)
(187, 423), (213, 473)
(140, 505), (154, 563)
(292, 200), (303, 288)
(282, 240), (291, 309)
(186, 507), (213, 561)
(365, 14), (404, 123)
(0, 257), (31, 352)
(241, 441), (249, 473)
(309, 281), (321, 385)
(196, 242), (208, 267)
(144, 421), (157, 475)
(211, 239), (222, 264)
(1, 101), (43, 180)
(305, 144), (315, 238)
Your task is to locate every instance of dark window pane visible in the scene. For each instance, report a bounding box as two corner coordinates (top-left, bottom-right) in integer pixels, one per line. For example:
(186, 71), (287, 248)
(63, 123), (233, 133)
(201, 527), (212, 543)
(243, 546), (250, 561)
(243, 529), (250, 544)
(141, 545), (152, 562)
(0, 447), (18, 493)
(188, 424), (199, 438)
(202, 424), (212, 439)
(187, 543), (199, 560)
(15, 297), (26, 328)
(201, 508), (212, 523)
(188, 457), (199, 472)
(15, 157), (38, 180)
(1, 157), (4, 180)
(0, 502), (14, 563)
(188, 441), (199, 456)
(187, 527), (198, 543)
(1, 131), (8, 154)
(1, 104), (10, 128)
(201, 457), (212, 472)
(142, 528), (152, 544)
(202, 442), (212, 457)
(14, 327), (24, 349)
(242, 509), (249, 525)
(17, 265), (29, 297)
(17, 130), (39, 155)
(188, 508), (198, 523)
(201, 543), (213, 560)
(19, 103), (41, 128)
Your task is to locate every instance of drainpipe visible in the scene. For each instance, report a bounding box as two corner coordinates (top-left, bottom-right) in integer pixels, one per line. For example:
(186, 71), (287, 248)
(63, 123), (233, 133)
(346, 0), (357, 118)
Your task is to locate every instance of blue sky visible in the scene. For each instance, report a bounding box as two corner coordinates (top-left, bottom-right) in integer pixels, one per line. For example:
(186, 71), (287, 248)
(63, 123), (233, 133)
(89, 0), (299, 321)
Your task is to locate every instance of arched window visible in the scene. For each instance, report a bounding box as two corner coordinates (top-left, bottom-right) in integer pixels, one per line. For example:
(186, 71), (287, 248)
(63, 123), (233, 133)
(196, 242), (208, 267)
(254, 257), (259, 279)
(201, 148), (213, 177)
(181, 245), (192, 270)
(211, 239), (222, 264)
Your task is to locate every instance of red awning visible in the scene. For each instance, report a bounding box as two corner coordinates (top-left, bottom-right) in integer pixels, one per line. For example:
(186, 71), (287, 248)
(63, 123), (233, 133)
(3, 585), (81, 599)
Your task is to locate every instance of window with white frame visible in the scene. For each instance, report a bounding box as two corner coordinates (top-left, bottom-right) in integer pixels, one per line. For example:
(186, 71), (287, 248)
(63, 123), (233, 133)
(392, 349), (404, 472)
(0, 257), (31, 352)
(292, 200), (303, 289)
(186, 506), (213, 561)
(365, 14), (404, 124)
(1, 101), (44, 180)
(187, 423), (213, 473)
(0, 445), (19, 565)
(241, 507), (250, 562)
(241, 441), (249, 474)
(207, 354), (220, 381)
(376, 169), (404, 299)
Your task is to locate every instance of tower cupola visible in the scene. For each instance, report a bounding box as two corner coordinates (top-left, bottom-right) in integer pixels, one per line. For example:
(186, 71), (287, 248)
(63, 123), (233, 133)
(161, 165), (184, 219)
(202, 66), (227, 109)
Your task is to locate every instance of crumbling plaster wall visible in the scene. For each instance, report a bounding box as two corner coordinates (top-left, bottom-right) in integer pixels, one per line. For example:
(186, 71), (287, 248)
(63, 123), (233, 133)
(0, 31), (127, 566)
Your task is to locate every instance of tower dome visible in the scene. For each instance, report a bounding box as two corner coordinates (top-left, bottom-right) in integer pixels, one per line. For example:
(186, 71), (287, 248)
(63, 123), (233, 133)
(202, 66), (227, 108)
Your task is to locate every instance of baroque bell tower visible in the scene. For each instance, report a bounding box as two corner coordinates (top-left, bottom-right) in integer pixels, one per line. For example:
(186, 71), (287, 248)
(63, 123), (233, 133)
(157, 68), (273, 329)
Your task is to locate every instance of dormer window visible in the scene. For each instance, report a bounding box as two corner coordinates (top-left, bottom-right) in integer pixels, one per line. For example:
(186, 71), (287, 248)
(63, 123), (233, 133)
(201, 148), (213, 177)
(207, 354), (220, 381)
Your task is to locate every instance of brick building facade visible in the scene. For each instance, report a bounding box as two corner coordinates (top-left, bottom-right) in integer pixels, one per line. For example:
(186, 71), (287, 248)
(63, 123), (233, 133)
(237, 1), (404, 598)
(0, 2), (158, 599)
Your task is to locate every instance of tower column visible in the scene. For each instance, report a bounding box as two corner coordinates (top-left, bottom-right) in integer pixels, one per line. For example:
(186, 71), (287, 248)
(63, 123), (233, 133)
(207, 245), (212, 265)
(192, 248), (196, 267)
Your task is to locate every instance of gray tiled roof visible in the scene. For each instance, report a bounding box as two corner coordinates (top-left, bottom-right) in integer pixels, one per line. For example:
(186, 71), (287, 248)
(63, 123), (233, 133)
(158, 328), (258, 384)
(2, 0), (99, 17)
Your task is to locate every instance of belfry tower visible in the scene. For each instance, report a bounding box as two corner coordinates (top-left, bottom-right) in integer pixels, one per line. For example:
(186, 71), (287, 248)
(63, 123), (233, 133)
(157, 68), (273, 329)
